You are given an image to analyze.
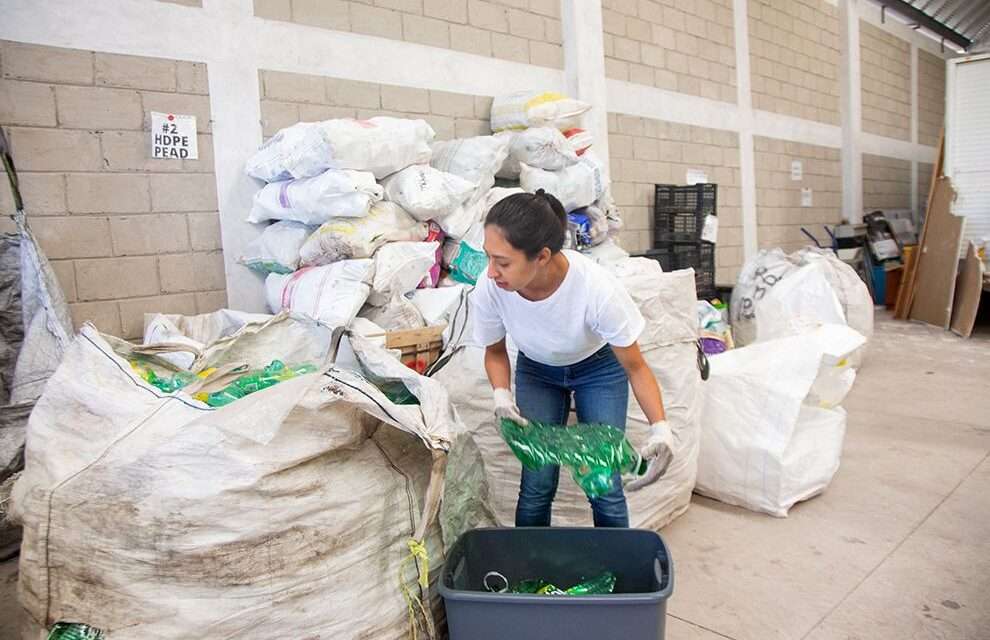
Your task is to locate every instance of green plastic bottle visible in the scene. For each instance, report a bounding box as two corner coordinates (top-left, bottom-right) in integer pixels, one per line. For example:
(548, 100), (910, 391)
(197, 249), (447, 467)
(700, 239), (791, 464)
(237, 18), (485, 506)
(499, 419), (647, 497)
(205, 360), (318, 407)
(47, 623), (104, 640)
(131, 361), (198, 394)
(565, 571), (617, 595)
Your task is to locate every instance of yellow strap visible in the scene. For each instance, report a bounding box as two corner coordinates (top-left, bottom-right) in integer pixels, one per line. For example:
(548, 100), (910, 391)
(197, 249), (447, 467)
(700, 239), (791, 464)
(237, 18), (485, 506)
(398, 538), (434, 640)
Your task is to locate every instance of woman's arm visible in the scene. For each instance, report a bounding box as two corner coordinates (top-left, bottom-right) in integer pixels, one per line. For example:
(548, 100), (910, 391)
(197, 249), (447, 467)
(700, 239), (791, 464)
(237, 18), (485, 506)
(484, 338), (513, 390)
(611, 341), (666, 424)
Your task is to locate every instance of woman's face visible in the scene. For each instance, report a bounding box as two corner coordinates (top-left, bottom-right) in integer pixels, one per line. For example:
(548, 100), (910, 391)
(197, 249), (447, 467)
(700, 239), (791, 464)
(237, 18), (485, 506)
(483, 224), (550, 292)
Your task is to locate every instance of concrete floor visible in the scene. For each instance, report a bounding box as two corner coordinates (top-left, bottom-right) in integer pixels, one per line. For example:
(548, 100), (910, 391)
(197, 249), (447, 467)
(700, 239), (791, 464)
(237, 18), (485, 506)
(662, 311), (990, 640)
(1, 311), (988, 639)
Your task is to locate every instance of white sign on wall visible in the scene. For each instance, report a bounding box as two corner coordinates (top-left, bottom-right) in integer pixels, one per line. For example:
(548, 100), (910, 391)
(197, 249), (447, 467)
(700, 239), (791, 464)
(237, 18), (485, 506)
(801, 187), (813, 207)
(686, 169), (709, 185)
(791, 160), (803, 181)
(150, 112), (199, 159)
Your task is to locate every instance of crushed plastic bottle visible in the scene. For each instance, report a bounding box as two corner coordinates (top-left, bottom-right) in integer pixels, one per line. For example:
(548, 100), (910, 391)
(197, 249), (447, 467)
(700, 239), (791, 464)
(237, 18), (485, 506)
(564, 571), (617, 595)
(500, 419), (647, 497)
(496, 572), (617, 596)
(201, 360), (318, 407)
(130, 361), (198, 393)
(47, 623), (104, 640)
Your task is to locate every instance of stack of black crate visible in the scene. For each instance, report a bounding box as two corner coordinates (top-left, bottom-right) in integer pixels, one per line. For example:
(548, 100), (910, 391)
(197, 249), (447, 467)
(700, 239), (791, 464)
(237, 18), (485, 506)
(640, 183), (718, 300)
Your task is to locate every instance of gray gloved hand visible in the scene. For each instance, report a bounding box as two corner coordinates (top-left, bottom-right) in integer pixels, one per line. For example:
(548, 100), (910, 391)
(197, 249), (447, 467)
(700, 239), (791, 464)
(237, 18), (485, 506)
(625, 420), (674, 492)
(493, 387), (528, 426)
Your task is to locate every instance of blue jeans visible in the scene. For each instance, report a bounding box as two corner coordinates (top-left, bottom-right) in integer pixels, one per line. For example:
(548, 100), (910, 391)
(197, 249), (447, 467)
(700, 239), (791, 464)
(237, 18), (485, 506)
(514, 345), (630, 528)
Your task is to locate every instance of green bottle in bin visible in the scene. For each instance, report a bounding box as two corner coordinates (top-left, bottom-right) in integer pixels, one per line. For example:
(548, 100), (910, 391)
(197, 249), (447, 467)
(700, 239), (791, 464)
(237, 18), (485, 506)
(47, 623), (104, 640)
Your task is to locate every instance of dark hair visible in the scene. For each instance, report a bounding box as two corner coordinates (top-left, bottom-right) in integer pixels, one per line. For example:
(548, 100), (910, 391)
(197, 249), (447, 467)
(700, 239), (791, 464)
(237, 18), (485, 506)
(485, 189), (567, 259)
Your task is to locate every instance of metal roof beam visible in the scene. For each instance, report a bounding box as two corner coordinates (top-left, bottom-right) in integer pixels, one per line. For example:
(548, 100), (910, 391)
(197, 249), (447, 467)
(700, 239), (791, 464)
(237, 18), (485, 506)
(880, 0), (973, 49)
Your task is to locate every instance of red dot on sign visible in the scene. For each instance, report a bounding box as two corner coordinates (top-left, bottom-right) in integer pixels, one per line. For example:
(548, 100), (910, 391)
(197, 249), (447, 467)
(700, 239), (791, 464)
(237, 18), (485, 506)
(167, 115), (175, 121)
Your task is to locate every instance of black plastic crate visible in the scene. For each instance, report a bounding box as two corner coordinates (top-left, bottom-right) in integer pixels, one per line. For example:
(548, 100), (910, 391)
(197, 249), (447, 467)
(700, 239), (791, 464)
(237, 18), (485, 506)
(654, 183), (717, 243)
(639, 242), (716, 300)
(440, 527), (674, 640)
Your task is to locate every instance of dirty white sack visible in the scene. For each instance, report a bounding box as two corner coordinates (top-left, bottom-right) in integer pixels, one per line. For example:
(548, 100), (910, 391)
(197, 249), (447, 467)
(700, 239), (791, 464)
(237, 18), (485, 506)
(11, 313), (473, 638)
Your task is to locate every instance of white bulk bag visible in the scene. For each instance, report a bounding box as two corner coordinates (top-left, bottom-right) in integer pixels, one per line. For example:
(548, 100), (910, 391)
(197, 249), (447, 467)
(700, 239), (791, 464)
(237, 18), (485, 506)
(239, 220), (314, 274)
(245, 117), (435, 182)
(430, 134), (512, 203)
(10, 313), (471, 638)
(731, 248), (873, 358)
(382, 165), (474, 222)
(519, 153), (605, 212)
(248, 169), (382, 225)
(490, 91), (591, 132)
(368, 242), (441, 307)
(264, 259), (373, 327)
(695, 324), (866, 517)
(298, 202), (428, 267)
(497, 127), (579, 179)
(433, 262), (702, 531)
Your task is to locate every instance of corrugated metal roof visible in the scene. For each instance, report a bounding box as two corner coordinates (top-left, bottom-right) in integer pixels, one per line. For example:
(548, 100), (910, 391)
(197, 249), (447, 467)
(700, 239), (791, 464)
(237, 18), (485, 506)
(902, 0), (990, 49)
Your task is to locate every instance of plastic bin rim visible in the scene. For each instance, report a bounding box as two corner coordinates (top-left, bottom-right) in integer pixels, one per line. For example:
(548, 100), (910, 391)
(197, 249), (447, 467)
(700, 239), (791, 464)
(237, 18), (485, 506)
(438, 526), (674, 602)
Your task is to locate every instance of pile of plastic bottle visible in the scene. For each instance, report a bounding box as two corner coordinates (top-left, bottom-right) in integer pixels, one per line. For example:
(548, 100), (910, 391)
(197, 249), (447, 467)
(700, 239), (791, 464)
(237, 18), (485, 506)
(484, 571), (617, 596)
(131, 359), (318, 407)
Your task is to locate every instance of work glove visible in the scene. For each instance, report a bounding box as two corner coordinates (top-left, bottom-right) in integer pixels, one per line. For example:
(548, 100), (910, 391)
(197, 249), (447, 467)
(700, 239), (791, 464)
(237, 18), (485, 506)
(625, 420), (674, 491)
(493, 387), (528, 426)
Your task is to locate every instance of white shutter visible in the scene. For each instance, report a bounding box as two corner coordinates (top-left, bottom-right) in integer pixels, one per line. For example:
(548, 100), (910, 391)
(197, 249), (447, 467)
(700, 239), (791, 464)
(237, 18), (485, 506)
(946, 56), (990, 253)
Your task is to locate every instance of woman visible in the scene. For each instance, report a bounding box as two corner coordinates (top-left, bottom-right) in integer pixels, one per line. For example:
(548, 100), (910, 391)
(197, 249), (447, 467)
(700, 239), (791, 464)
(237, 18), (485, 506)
(470, 190), (674, 528)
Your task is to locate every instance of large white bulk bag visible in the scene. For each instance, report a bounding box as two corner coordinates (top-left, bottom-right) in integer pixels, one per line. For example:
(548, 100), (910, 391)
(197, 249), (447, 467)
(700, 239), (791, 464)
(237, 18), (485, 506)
(731, 248), (873, 361)
(10, 314), (474, 638)
(695, 324), (866, 517)
(434, 262), (702, 531)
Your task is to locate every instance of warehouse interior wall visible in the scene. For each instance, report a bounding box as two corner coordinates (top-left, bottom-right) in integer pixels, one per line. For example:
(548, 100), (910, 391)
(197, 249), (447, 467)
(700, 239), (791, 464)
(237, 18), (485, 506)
(0, 0), (951, 326)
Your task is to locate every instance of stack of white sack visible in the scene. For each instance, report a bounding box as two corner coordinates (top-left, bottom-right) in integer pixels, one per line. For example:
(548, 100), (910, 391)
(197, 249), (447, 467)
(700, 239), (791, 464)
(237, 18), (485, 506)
(489, 91), (622, 255)
(241, 116), (477, 330)
(431, 257), (704, 531)
(239, 97), (632, 333)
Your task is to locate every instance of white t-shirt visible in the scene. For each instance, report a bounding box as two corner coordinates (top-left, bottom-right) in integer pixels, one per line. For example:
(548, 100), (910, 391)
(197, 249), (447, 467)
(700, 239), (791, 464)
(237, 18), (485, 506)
(470, 250), (646, 366)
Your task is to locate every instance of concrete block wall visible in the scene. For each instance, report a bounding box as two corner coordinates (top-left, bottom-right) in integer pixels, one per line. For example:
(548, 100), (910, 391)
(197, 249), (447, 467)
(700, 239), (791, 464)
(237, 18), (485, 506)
(748, 0), (840, 125)
(860, 21), (911, 141)
(754, 136), (841, 253)
(253, 0), (564, 69)
(917, 49), (946, 147)
(862, 153), (911, 211)
(259, 69), (492, 140)
(0, 40), (225, 339)
(602, 0), (737, 103)
(607, 113), (743, 284)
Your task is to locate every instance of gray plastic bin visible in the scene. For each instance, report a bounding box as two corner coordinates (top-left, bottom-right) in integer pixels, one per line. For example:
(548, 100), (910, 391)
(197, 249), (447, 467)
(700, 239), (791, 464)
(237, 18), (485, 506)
(440, 527), (674, 640)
